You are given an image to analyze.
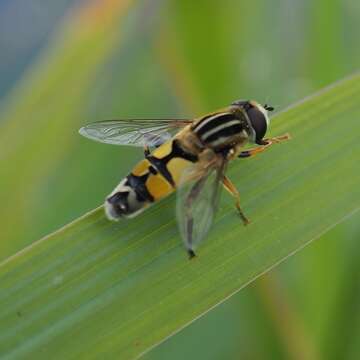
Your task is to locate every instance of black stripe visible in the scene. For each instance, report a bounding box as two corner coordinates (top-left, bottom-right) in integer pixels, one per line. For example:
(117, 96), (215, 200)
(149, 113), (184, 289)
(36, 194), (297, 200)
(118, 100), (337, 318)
(146, 139), (198, 187)
(204, 123), (244, 144)
(127, 173), (154, 202)
(148, 165), (158, 175)
(146, 155), (175, 187)
(194, 113), (238, 136)
(192, 114), (216, 131)
(169, 139), (198, 163)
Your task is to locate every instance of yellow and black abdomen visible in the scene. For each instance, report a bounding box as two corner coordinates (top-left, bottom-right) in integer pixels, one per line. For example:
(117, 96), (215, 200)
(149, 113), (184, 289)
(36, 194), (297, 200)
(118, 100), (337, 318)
(145, 139), (197, 196)
(105, 139), (197, 220)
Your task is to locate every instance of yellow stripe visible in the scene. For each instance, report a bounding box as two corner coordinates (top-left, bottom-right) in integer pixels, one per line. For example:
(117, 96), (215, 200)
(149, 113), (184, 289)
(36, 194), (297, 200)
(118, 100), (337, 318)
(146, 173), (173, 200)
(132, 159), (151, 176)
(131, 140), (194, 201)
(167, 157), (193, 186)
(151, 140), (173, 158)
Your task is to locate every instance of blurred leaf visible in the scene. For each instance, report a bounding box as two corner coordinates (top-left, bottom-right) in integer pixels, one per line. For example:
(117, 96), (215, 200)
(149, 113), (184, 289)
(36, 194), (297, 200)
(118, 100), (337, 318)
(0, 0), (134, 258)
(0, 73), (359, 359)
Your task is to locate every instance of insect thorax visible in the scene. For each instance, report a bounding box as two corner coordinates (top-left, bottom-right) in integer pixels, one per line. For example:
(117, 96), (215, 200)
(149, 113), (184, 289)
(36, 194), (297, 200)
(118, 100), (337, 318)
(191, 110), (249, 150)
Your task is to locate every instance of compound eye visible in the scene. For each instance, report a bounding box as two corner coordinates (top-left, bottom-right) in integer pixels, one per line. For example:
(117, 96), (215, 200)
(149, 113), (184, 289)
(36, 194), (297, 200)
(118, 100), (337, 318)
(247, 107), (267, 144)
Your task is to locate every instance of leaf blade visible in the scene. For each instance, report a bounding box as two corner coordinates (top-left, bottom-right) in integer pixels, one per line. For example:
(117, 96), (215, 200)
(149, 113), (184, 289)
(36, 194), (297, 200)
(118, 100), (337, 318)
(0, 73), (360, 359)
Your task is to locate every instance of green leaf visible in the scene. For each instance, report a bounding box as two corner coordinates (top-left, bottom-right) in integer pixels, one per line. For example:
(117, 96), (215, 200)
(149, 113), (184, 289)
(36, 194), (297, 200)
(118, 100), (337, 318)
(0, 73), (359, 359)
(0, 0), (135, 258)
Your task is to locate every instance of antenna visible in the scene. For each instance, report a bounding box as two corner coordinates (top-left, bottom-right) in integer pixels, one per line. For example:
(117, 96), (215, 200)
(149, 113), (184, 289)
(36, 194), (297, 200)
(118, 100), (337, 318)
(264, 104), (274, 111)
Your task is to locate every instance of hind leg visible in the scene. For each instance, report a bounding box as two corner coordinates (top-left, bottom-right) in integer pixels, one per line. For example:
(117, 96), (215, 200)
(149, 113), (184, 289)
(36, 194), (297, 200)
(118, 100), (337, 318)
(222, 176), (250, 225)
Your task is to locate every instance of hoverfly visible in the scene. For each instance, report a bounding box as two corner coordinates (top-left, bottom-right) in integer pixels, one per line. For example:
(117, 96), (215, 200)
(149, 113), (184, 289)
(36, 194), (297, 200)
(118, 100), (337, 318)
(79, 100), (290, 258)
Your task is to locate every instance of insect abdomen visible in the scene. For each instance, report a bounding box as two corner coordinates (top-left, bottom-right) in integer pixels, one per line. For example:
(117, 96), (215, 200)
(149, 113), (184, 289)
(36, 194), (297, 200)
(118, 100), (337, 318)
(105, 139), (198, 220)
(105, 170), (152, 220)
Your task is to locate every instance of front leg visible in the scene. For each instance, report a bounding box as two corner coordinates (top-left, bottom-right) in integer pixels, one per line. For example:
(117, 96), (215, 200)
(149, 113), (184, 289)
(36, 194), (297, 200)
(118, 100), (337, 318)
(263, 133), (291, 145)
(239, 133), (291, 158)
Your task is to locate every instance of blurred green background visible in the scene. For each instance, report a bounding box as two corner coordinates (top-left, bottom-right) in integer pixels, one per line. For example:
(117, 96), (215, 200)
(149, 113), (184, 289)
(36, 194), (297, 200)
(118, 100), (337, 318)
(0, 0), (359, 359)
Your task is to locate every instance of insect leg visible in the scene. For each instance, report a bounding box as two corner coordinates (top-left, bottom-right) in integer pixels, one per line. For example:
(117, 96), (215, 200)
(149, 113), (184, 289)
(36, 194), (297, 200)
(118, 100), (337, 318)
(222, 176), (250, 225)
(263, 133), (291, 145)
(238, 145), (269, 158)
(238, 133), (291, 158)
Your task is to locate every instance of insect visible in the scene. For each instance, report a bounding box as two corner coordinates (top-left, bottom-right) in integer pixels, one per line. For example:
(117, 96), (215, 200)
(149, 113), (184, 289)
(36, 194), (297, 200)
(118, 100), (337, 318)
(79, 100), (290, 258)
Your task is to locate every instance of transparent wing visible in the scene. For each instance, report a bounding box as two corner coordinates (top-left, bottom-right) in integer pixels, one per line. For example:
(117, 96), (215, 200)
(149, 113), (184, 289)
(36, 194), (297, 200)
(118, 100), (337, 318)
(176, 156), (227, 257)
(79, 118), (192, 147)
